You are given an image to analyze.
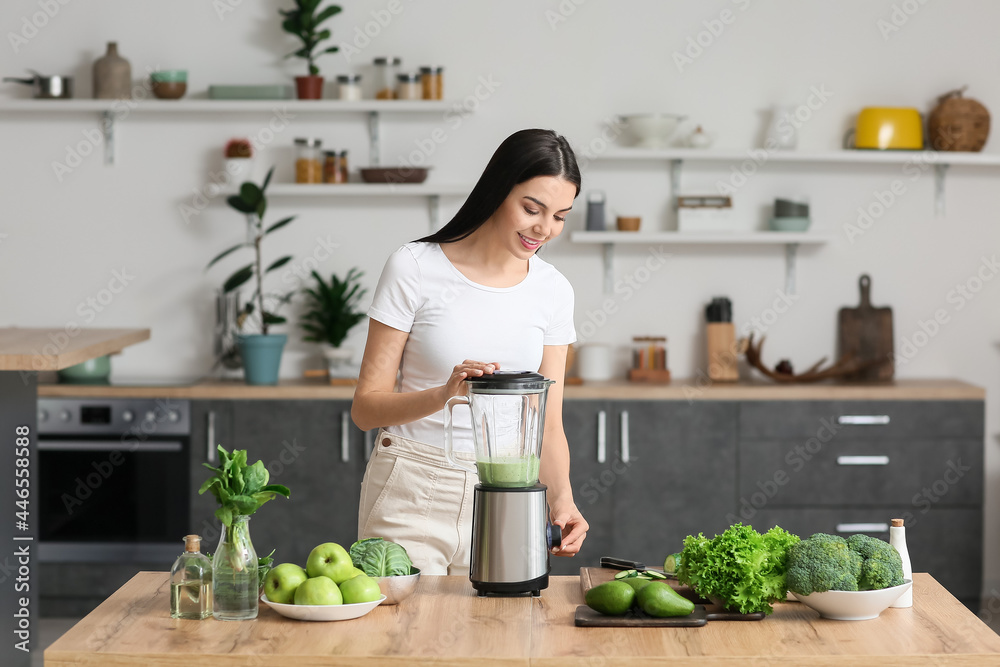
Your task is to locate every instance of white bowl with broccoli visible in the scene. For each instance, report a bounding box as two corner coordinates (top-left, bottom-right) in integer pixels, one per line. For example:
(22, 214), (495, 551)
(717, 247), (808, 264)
(791, 579), (912, 620)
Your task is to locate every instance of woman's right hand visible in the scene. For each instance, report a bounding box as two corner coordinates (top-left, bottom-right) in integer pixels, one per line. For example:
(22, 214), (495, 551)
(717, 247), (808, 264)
(440, 360), (501, 401)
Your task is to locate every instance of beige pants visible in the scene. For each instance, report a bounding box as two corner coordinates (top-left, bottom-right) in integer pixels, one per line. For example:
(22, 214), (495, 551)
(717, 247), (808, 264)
(357, 429), (478, 575)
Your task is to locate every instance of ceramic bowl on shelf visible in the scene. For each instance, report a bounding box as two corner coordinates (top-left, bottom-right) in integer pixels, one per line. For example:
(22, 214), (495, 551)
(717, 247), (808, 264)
(260, 593), (386, 621)
(616, 113), (686, 148)
(790, 579), (911, 621)
(374, 567), (421, 605)
(150, 70), (188, 100)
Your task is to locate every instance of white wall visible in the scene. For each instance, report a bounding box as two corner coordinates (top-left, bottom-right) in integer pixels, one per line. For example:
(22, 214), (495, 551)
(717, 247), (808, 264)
(2, 0), (998, 596)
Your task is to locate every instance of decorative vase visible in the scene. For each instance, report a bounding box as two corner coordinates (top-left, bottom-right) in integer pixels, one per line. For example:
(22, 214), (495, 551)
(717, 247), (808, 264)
(295, 76), (324, 100)
(321, 344), (354, 378)
(224, 158), (254, 184)
(237, 333), (287, 385)
(214, 290), (242, 371)
(764, 105), (796, 150)
(93, 42), (132, 100)
(212, 515), (258, 621)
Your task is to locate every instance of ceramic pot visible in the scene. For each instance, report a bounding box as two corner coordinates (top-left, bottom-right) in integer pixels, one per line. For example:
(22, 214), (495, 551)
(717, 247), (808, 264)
(93, 42), (131, 100)
(295, 76), (324, 100)
(237, 334), (287, 385)
(321, 344), (354, 377)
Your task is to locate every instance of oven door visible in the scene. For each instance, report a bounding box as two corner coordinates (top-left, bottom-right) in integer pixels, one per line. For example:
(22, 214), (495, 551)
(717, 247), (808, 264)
(38, 438), (190, 563)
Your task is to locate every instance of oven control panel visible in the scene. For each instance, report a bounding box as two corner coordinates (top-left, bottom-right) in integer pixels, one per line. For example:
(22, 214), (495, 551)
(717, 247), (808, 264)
(37, 398), (191, 436)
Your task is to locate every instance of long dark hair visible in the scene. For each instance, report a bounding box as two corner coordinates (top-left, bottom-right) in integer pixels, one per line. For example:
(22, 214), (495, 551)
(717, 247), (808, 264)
(417, 129), (581, 244)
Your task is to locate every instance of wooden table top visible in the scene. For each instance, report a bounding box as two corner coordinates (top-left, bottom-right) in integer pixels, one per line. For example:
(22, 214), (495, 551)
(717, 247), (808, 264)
(44, 572), (1000, 666)
(0, 327), (150, 371)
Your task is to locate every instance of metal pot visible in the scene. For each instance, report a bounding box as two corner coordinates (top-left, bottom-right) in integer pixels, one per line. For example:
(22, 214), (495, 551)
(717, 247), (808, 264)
(3, 70), (73, 99)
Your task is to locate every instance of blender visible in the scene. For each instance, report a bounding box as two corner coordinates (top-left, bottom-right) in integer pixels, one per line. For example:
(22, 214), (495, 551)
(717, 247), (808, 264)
(444, 371), (562, 596)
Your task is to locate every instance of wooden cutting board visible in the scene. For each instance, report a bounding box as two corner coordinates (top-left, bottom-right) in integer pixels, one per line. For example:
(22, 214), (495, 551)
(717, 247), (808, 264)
(578, 568), (766, 624)
(837, 274), (894, 381)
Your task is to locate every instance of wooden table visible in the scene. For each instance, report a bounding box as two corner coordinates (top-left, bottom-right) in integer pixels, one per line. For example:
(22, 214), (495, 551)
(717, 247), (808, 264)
(0, 327), (149, 667)
(45, 572), (1000, 666)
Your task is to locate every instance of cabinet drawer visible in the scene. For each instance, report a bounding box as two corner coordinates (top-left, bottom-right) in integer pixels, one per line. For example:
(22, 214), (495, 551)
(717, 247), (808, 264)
(739, 439), (983, 506)
(748, 508), (982, 602)
(740, 401), (983, 440)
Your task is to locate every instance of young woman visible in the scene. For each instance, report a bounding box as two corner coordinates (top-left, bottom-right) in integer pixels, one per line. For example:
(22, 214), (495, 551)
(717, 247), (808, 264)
(351, 129), (589, 575)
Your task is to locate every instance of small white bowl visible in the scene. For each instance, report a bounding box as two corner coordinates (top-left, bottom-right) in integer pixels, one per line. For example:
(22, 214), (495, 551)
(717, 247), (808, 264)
(617, 113), (686, 148)
(374, 568), (421, 605)
(790, 579), (912, 620)
(260, 593), (386, 621)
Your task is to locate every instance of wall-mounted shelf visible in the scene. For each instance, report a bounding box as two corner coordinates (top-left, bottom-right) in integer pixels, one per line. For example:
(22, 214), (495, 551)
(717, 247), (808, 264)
(570, 230), (831, 295)
(225, 183), (471, 230)
(0, 98), (457, 166)
(592, 147), (1000, 217)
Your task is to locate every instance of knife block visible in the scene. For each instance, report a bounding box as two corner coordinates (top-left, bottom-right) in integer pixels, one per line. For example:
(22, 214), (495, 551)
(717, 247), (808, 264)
(706, 323), (739, 382)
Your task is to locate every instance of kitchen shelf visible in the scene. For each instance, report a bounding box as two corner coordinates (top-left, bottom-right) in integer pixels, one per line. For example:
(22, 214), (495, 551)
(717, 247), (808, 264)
(0, 97), (458, 166)
(570, 230), (831, 295)
(228, 183), (472, 230)
(592, 147), (1000, 217)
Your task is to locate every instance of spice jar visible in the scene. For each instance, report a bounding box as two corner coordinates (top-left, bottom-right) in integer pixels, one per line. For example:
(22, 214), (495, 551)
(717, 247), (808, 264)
(373, 57), (401, 99)
(339, 149), (349, 183)
(420, 66), (443, 100)
(396, 73), (421, 100)
(294, 138), (322, 184)
(336, 74), (361, 101)
(323, 151), (344, 183)
(631, 336), (667, 371)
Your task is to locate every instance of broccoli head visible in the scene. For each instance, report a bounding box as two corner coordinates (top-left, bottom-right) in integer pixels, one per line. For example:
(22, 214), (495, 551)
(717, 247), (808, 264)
(847, 534), (905, 590)
(785, 533), (862, 595)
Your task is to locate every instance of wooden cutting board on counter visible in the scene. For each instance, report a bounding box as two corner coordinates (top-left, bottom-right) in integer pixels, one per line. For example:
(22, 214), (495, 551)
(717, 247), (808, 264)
(577, 567), (765, 625)
(837, 274), (894, 381)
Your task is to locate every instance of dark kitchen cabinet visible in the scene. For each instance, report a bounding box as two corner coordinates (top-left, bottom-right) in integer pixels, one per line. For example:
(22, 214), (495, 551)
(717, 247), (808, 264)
(189, 400), (367, 568)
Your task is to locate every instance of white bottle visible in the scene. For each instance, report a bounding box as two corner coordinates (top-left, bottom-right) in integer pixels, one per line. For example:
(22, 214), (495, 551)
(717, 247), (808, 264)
(889, 518), (912, 608)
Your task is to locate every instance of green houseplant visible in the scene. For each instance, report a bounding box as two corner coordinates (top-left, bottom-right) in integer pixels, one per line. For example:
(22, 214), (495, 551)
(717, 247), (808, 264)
(207, 167), (296, 385)
(300, 268), (366, 376)
(279, 0), (342, 100)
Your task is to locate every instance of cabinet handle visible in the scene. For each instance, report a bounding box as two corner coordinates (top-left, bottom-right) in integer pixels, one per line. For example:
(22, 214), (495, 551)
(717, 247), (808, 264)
(340, 412), (350, 463)
(837, 415), (890, 425)
(206, 410), (217, 464)
(620, 410), (630, 464)
(597, 410), (607, 464)
(836, 522), (889, 534)
(837, 455), (890, 466)
(365, 430), (375, 461)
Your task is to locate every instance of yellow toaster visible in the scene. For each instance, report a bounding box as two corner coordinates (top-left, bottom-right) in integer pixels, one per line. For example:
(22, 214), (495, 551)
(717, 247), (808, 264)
(852, 107), (924, 150)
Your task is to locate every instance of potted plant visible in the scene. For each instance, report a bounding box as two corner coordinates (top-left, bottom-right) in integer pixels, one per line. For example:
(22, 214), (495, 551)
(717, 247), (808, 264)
(224, 138), (254, 182)
(300, 268), (367, 376)
(279, 0), (342, 100)
(207, 167), (296, 385)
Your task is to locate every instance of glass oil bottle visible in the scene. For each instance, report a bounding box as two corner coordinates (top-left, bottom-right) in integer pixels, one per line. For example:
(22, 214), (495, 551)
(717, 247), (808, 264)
(170, 534), (213, 620)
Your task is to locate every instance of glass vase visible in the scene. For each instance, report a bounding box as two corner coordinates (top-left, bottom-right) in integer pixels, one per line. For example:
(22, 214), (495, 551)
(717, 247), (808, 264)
(212, 515), (258, 621)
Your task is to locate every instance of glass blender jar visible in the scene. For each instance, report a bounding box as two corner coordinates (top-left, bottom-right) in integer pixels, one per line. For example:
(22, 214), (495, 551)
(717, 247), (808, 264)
(444, 371), (561, 596)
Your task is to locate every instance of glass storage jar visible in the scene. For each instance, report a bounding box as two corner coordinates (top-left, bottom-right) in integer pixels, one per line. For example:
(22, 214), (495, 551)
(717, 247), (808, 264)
(631, 336), (667, 371)
(336, 74), (361, 101)
(373, 57), (401, 99)
(420, 66), (443, 100)
(323, 151), (344, 183)
(396, 73), (422, 100)
(294, 138), (322, 183)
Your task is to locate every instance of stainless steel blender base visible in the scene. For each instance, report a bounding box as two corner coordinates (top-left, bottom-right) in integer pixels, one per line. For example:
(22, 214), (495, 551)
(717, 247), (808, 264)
(469, 484), (556, 597)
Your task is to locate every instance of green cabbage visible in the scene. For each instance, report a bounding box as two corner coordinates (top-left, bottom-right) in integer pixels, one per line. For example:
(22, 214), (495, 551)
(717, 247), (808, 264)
(349, 537), (413, 577)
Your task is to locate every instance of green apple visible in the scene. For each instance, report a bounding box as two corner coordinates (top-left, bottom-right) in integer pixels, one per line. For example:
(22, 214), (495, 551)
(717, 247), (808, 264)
(294, 576), (343, 606)
(262, 562), (308, 605)
(346, 567), (366, 580)
(306, 542), (355, 584)
(339, 574), (382, 604)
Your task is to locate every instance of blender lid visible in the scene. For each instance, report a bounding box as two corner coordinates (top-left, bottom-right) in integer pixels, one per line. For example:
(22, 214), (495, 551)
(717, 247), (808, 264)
(465, 370), (554, 392)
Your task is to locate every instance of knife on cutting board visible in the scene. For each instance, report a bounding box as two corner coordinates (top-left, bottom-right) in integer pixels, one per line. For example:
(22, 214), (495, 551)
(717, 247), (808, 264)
(600, 556), (670, 578)
(837, 274), (894, 381)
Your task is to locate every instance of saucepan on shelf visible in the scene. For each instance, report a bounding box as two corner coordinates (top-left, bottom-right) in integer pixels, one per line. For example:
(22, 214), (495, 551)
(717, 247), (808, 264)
(3, 70), (74, 99)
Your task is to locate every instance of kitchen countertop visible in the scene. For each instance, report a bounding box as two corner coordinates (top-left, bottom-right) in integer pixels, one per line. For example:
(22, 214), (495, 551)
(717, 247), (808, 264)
(36, 377), (985, 400)
(44, 572), (1000, 666)
(0, 327), (150, 371)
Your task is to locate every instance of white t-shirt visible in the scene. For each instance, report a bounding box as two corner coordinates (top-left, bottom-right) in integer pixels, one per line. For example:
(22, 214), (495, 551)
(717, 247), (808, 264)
(367, 242), (577, 452)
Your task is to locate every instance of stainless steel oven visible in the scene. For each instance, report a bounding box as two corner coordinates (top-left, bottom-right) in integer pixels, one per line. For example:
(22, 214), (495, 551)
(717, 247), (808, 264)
(37, 398), (190, 563)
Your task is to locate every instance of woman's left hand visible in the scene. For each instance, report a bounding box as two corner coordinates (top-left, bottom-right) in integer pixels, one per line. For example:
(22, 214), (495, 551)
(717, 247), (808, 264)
(549, 499), (589, 557)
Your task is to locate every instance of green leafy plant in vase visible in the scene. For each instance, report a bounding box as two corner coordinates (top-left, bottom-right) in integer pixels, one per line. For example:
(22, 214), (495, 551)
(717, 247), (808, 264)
(300, 268), (367, 378)
(207, 167), (296, 385)
(279, 0), (342, 100)
(199, 445), (290, 620)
